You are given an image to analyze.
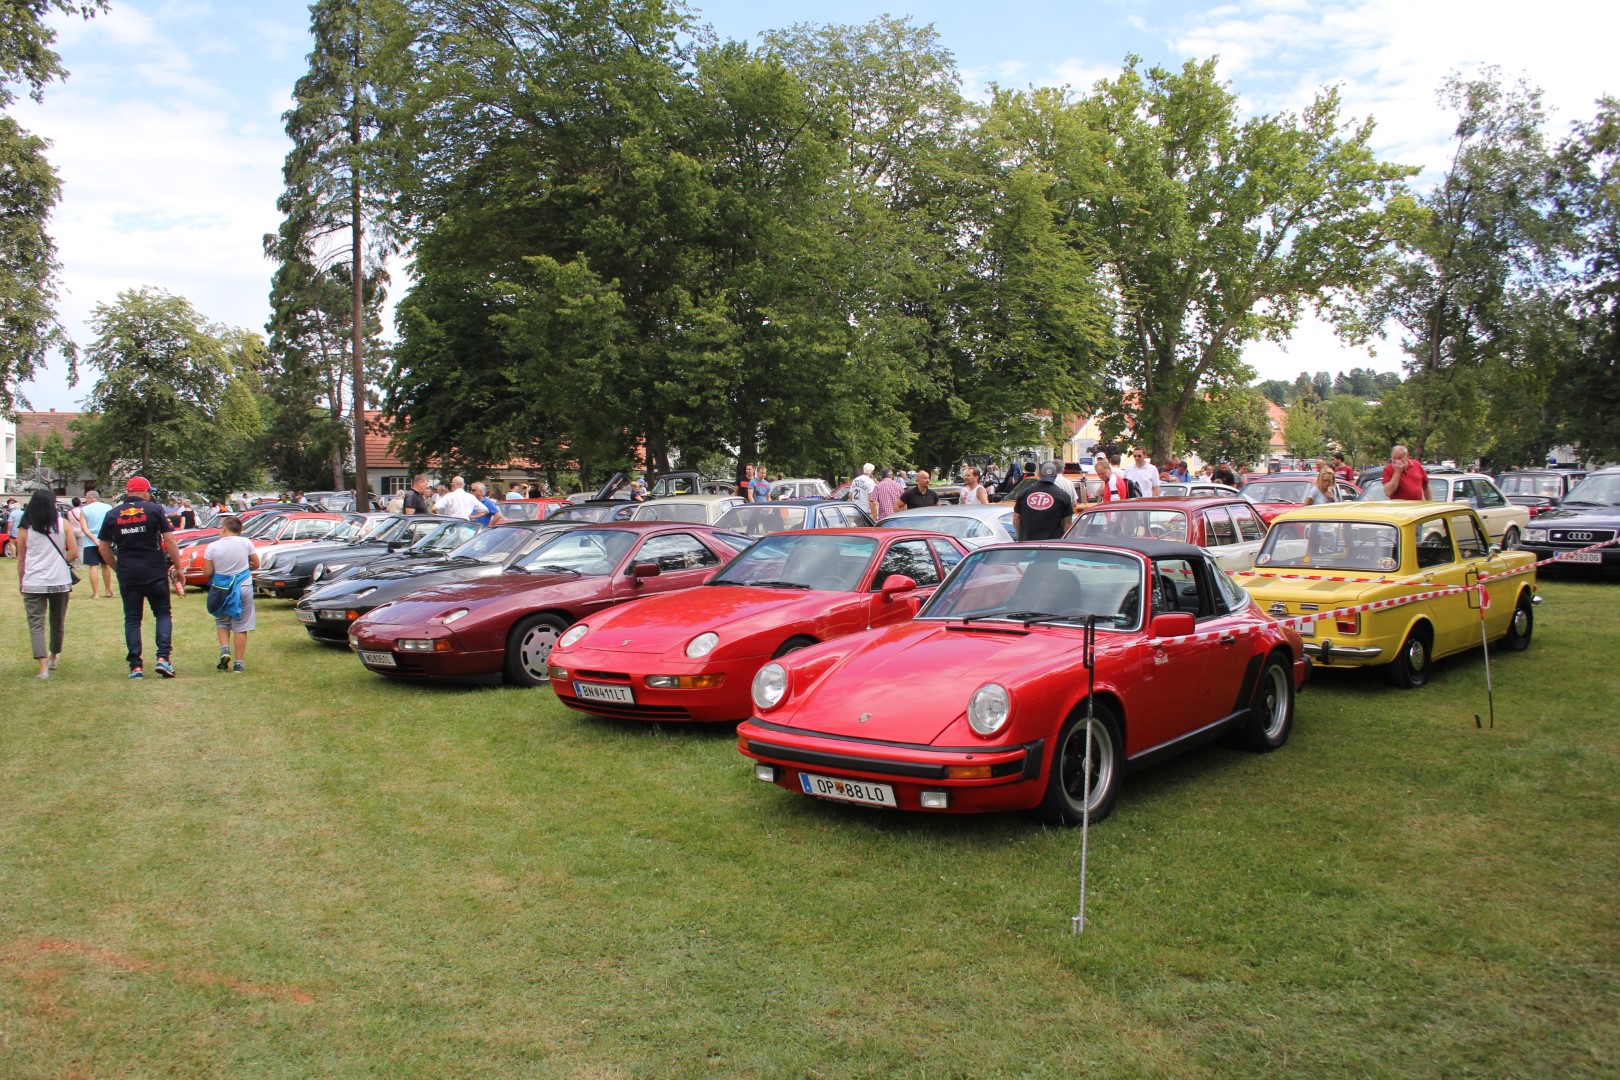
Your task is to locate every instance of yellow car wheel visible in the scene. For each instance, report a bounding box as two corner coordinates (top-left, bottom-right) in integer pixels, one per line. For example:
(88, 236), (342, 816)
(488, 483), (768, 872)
(1501, 592), (1534, 652)
(1384, 624), (1433, 689)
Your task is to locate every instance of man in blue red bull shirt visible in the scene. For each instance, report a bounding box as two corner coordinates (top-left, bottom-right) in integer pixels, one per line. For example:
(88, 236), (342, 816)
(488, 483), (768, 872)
(96, 476), (184, 678)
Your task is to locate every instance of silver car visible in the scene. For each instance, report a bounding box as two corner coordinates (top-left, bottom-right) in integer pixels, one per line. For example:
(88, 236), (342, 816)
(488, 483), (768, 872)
(876, 504), (1017, 548)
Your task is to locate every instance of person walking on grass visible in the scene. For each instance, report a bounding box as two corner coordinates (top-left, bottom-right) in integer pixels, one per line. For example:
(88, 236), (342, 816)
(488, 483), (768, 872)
(201, 515), (259, 673)
(76, 490), (113, 598)
(17, 488), (79, 679)
(96, 476), (183, 679)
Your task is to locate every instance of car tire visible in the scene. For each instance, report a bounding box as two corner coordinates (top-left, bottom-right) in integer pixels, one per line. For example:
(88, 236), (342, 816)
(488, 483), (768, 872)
(772, 635), (818, 658)
(1039, 701), (1123, 827)
(1502, 525), (1522, 550)
(1501, 591), (1534, 652)
(1231, 653), (1294, 752)
(1384, 624), (1433, 689)
(505, 614), (567, 687)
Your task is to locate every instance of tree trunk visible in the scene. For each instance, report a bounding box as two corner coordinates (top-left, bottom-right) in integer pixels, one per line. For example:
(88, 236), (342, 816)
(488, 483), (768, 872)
(348, 28), (368, 514)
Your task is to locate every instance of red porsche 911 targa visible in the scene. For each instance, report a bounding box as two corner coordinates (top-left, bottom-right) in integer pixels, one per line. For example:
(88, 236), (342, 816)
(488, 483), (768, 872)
(346, 523), (750, 686)
(737, 538), (1308, 824)
(548, 529), (970, 722)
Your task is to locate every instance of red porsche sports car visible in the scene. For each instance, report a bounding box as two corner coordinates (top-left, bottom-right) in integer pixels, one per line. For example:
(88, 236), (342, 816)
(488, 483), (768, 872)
(548, 529), (970, 722)
(737, 538), (1308, 824)
(346, 522), (750, 686)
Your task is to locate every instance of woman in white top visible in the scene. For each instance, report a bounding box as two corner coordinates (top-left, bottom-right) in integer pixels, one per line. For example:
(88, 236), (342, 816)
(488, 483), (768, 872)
(1303, 468), (1337, 505)
(959, 467), (990, 505)
(17, 488), (79, 678)
(201, 515), (261, 673)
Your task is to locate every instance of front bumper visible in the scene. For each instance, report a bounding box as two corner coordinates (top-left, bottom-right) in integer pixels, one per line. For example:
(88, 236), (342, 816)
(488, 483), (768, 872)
(1522, 544), (1620, 570)
(548, 649), (765, 723)
(737, 718), (1047, 815)
(253, 571), (312, 598)
(347, 623), (502, 682)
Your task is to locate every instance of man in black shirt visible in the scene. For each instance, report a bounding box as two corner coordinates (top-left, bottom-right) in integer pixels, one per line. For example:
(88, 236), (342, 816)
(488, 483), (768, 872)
(1013, 460), (1074, 541)
(898, 469), (942, 510)
(96, 476), (183, 678)
(402, 473), (431, 514)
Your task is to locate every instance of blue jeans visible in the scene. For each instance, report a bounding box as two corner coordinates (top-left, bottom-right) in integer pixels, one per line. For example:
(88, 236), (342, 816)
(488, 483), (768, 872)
(119, 576), (172, 667)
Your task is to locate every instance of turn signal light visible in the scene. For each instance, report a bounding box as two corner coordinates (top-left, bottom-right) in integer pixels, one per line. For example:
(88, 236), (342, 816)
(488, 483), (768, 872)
(396, 638), (453, 652)
(646, 674), (725, 689)
(547, 664), (568, 680)
(945, 765), (992, 780)
(1335, 613), (1360, 634)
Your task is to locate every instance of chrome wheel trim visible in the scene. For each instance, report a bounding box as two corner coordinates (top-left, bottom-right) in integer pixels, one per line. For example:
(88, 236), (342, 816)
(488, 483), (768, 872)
(1260, 663), (1290, 740)
(519, 624), (559, 681)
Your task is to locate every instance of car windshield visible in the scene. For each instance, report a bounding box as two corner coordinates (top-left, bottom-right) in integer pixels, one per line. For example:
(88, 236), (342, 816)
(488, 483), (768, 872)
(549, 504), (618, 523)
(514, 528), (637, 575)
(448, 526), (539, 562)
(632, 501), (712, 523)
(1241, 480), (1312, 504)
(879, 512), (1009, 541)
(1559, 473), (1620, 506)
(369, 516), (419, 542)
(499, 501), (541, 521)
(1067, 508), (1189, 542)
(1254, 520), (1402, 572)
(240, 514), (283, 538)
(320, 519), (368, 542)
(715, 504), (810, 534)
(1499, 474), (1564, 498)
(709, 533), (877, 591)
(406, 522), (475, 554)
(920, 546), (1144, 629)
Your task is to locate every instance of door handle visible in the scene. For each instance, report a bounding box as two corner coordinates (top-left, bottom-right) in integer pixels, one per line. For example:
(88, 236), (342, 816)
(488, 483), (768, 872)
(1219, 634), (1236, 645)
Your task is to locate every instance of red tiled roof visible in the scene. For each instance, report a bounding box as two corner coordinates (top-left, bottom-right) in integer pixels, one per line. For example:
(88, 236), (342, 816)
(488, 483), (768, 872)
(362, 411), (412, 469)
(15, 410), (83, 450)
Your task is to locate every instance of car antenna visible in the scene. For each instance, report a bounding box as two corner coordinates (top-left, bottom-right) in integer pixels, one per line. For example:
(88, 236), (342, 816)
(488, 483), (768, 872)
(1072, 614), (1098, 935)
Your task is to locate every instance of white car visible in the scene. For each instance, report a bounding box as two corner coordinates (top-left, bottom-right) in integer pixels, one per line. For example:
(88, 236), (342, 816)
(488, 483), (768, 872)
(768, 478), (832, 500)
(627, 494), (747, 525)
(1358, 472), (1528, 548)
(875, 504), (1017, 548)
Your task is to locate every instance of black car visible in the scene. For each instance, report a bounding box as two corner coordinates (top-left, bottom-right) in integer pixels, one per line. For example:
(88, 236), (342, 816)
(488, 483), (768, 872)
(1497, 469), (1588, 518)
(251, 514), (458, 599)
(295, 521), (582, 643)
(1521, 468), (1620, 573)
(305, 518), (486, 587)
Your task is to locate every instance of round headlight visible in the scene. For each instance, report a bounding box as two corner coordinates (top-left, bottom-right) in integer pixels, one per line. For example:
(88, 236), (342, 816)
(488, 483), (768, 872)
(967, 683), (1011, 736)
(752, 663), (788, 711)
(685, 632), (720, 658)
(558, 624), (589, 649)
(311, 564), (325, 580)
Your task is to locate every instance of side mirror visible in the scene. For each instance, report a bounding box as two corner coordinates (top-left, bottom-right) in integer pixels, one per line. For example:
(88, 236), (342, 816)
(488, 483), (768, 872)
(630, 561), (661, 580)
(1488, 543), (1502, 557)
(880, 574), (918, 601)
(1149, 613), (1195, 639)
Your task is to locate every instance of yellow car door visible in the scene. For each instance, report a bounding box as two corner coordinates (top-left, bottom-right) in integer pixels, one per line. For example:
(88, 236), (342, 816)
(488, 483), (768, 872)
(1410, 513), (1476, 658)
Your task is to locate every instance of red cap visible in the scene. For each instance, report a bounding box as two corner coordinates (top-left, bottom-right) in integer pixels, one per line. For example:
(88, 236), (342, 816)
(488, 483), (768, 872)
(126, 476), (151, 493)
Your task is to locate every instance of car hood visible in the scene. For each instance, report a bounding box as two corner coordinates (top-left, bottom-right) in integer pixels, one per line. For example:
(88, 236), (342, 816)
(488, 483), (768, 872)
(363, 571), (591, 618)
(1532, 505), (1620, 525)
(571, 585), (844, 656)
(772, 621), (1089, 743)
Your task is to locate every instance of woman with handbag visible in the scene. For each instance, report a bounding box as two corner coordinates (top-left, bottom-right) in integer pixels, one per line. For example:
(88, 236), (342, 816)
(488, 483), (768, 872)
(17, 488), (79, 678)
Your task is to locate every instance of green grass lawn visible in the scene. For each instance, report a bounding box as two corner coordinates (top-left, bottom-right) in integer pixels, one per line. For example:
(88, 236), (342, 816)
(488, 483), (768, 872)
(1, 568), (1616, 1077)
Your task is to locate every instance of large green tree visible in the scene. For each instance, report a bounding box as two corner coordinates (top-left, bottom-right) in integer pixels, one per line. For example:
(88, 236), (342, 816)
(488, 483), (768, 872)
(1002, 58), (1413, 462)
(0, 0), (107, 410)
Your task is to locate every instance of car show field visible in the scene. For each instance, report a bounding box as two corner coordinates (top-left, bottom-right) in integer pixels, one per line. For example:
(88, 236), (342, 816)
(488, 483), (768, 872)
(1, 562), (1615, 1077)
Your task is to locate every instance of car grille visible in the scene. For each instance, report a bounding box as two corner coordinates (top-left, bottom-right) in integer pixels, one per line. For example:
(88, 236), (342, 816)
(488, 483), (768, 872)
(1548, 528), (1616, 545)
(575, 670), (631, 681)
(556, 696), (692, 722)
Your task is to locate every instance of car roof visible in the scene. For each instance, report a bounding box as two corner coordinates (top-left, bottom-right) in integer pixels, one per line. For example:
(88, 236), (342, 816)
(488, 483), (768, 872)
(1011, 536), (1211, 560)
(1268, 501), (1469, 525)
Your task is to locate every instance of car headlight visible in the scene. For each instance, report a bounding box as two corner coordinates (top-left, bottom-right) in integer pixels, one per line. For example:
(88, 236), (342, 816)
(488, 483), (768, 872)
(685, 632), (720, 658)
(752, 663), (788, 711)
(1526, 528), (1546, 542)
(558, 624), (589, 649)
(257, 550), (276, 571)
(323, 563), (348, 578)
(436, 608), (469, 625)
(967, 683), (1011, 736)
(311, 563), (326, 581)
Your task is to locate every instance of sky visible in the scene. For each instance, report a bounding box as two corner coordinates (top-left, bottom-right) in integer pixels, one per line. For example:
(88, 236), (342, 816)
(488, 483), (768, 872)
(11, 0), (1619, 412)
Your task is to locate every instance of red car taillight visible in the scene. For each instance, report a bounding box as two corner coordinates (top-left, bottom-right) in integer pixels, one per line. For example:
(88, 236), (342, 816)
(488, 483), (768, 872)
(1335, 613), (1360, 634)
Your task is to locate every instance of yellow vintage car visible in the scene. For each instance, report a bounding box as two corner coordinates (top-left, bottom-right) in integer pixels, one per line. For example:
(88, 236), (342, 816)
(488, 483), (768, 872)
(1235, 502), (1538, 688)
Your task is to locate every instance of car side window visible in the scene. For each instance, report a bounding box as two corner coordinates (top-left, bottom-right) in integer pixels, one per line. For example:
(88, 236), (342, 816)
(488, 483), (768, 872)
(929, 538), (964, 575)
(1230, 503), (1263, 542)
(872, 539), (940, 589)
(1151, 557), (1206, 618)
(294, 519), (333, 539)
(1213, 557), (1252, 613)
(1474, 480), (1505, 508)
(1415, 517), (1455, 568)
(844, 505), (874, 527)
(1450, 513), (1489, 559)
(635, 532), (720, 571)
(1203, 507), (1237, 546)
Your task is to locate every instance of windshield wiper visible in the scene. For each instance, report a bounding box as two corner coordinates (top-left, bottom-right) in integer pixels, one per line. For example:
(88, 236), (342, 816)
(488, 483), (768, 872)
(746, 580), (811, 589)
(529, 563), (581, 575)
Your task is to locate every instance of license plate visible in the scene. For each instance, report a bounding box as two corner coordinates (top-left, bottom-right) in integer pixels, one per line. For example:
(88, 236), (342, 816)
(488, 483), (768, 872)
(1565, 551), (1602, 564)
(573, 681), (634, 704)
(358, 650), (396, 668)
(799, 772), (897, 807)
(1297, 618), (1316, 637)
(296, 609), (316, 624)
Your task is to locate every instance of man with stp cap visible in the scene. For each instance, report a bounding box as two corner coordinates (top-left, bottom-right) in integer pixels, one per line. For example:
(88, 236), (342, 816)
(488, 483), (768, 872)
(1013, 460), (1074, 541)
(96, 476), (183, 678)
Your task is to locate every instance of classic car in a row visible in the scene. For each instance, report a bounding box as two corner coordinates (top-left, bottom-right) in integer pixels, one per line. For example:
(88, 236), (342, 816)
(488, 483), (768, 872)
(1238, 502), (1537, 686)
(1356, 471), (1529, 547)
(735, 538), (1308, 823)
(251, 514), (466, 598)
(1521, 467), (1620, 573)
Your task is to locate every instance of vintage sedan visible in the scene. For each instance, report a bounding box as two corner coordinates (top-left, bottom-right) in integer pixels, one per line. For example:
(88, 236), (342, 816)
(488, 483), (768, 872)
(1357, 471), (1529, 548)
(876, 504), (1016, 548)
(1067, 496), (1269, 572)
(736, 539), (1307, 824)
(548, 529), (968, 723)
(1237, 502), (1537, 687)
(627, 494), (746, 525)
(1521, 468), (1620, 574)
(309, 518), (484, 585)
(715, 499), (875, 536)
(346, 522), (750, 686)
(296, 521), (580, 642)
(1498, 469), (1587, 518)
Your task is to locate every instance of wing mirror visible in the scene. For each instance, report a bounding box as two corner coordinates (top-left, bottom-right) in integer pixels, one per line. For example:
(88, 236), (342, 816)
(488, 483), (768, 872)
(630, 561), (661, 580)
(1149, 613), (1195, 638)
(880, 574), (918, 601)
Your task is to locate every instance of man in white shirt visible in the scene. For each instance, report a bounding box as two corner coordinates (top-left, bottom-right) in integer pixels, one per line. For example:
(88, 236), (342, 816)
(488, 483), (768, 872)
(849, 463), (877, 514)
(505, 483), (527, 500)
(1122, 447), (1161, 498)
(432, 476), (482, 519)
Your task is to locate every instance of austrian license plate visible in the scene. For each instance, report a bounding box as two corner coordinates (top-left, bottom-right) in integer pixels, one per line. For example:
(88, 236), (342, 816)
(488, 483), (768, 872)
(358, 650), (396, 668)
(799, 772), (897, 807)
(1565, 551), (1602, 564)
(296, 609), (316, 624)
(1296, 617), (1317, 637)
(573, 681), (634, 704)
